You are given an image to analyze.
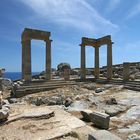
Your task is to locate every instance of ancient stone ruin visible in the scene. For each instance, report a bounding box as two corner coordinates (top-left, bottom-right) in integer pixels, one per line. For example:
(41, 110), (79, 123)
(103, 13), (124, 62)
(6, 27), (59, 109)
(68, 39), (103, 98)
(80, 35), (113, 80)
(1, 28), (140, 140)
(21, 28), (52, 82)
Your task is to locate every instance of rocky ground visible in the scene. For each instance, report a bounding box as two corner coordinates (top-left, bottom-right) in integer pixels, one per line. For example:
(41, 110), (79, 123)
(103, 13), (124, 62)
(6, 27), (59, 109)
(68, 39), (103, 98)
(1, 82), (140, 140)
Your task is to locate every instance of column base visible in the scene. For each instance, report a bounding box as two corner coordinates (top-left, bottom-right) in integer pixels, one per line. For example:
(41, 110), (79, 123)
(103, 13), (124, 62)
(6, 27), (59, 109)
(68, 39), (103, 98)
(107, 67), (112, 80)
(94, 68), (100, 80)
(45, 72), (51, 81)
(24, 75), (31, 82)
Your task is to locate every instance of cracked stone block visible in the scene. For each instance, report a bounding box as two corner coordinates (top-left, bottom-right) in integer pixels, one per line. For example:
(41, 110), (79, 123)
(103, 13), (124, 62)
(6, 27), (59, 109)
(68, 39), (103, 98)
(81, 109), (92, 122)
(90, 111), (110, 130)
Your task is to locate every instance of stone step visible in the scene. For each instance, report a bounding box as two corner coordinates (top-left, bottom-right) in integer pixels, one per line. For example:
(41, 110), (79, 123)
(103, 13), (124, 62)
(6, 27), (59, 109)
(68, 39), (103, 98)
(14, 82), (77, 97)
(124, 86), (140, 91)
(124, 81), (140, 91)
(19, 81), (76, 89)
(22, 80), (72, 86)
(124, 84), (140, 87)
(125, 81), (140, 85)
(96, 79), (123, 84)
(96, 79), (140, 92)
(15, 85), (64, 97)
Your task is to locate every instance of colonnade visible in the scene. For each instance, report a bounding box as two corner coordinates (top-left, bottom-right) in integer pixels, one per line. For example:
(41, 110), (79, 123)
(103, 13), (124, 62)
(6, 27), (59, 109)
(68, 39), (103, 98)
(21, 29), (113, 82)
(80, 35), (113, 80)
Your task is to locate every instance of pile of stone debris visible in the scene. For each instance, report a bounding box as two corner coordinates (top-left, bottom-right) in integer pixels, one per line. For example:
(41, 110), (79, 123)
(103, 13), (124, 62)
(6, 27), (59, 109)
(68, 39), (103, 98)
(0, 91), (10, 122)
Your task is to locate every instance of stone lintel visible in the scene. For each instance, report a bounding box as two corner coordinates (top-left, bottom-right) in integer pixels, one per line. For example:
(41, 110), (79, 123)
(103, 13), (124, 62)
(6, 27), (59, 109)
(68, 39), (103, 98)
(82, 37), (97, 42)
(24, 28), (51, 36)
(98, 35), (111, 40)
(81, 36), (112, 47)
(22, 28), (51, 41)
(97, 40), (111, 46)
(81, 37), (97, 46)
(45, 39), (53, 43)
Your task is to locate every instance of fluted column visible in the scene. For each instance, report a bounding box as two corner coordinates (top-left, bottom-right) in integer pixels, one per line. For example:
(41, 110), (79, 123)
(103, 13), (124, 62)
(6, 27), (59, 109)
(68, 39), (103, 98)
(81, 44), (86, 80)
(107, 42), (112, 80)
(46, 40), (52, 80)
(94, 46), (100, 79)
(22, 39), (31, 82)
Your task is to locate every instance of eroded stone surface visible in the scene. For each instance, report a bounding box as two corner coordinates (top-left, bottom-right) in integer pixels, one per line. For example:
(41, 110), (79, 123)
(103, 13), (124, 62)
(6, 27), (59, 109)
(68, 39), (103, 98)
(105, 105), (127, 117)
(0, 100), (10, 122)
(118, 122), (140, 133)
(0, 106), (86, 140)
(120, 105), (140, 120)
(89, 130), (122, 140)
(127, 133), (140, 140)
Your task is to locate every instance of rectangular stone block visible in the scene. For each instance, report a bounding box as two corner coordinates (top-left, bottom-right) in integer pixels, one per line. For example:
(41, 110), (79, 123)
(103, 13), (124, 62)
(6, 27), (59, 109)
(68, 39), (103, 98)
(81, 109), (93, 122)
(90, 111), (110, 130)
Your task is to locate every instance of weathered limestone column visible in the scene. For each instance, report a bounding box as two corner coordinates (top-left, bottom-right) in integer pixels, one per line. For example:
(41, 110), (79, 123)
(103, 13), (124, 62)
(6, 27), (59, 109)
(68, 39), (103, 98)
(22, 39), (31, 82)
(123, 62), (130, 82)
(107, 42), (112, 80)
(46, 40), (52, 80)
(94, 46), (100, 79)
(22, 41), (25, 79)
(81, 44), (86, 80)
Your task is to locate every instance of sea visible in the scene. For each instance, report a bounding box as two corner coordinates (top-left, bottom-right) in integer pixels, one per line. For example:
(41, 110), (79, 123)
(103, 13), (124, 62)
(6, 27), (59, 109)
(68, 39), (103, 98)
(3, 72), (40, 81)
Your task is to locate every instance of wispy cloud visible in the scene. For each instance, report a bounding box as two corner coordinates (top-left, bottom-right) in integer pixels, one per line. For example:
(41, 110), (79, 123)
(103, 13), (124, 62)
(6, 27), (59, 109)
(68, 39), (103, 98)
(53, 40), (76, 52)
(114, 39), (140, 63)
(126, 2), (140, 19)
(19, 0), (119, 34)
(108, 0), (121, 11)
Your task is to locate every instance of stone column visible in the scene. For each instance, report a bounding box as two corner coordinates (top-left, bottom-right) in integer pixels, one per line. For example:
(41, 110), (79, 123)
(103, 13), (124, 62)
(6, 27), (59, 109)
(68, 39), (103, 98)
(22, 41), (25, 79)
(46, 40), (51, 80)
(22, 39), (31, 82)
(123, 62), (130, 82)
(107, 42), (112, 80)
(81, 44), (86, 80)
(94, 46), (100, 79)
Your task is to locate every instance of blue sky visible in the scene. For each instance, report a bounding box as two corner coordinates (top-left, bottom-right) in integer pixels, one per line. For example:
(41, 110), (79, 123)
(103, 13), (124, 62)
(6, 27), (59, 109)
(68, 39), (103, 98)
(0, 0), (140, 72)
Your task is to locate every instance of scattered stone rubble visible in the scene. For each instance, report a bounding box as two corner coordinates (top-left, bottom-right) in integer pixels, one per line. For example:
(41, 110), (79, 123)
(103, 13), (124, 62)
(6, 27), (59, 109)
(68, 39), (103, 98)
(0, 79), (140, 139)
(104, 105), (128, 117)
(127, 134), (140, 140)
(0, 97), (10, 122)
(22, 62), (140, 81)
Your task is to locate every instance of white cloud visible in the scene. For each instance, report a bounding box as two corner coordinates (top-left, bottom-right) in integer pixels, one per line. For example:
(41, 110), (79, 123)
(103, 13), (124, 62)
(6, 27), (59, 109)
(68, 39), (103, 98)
(108, 0), (121, 11)
(53, 40), (76, 52)
(127, 2), (140, 19)
(114, 39), (140, 63)
(19, 0), (119, 34)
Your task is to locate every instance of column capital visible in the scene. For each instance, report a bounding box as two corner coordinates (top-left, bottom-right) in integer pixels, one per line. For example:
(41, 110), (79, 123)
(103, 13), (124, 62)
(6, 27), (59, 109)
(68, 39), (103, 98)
(79, 44), (85, 47)
(107, 41), (113, 46)
(44, 39), (52, 43)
